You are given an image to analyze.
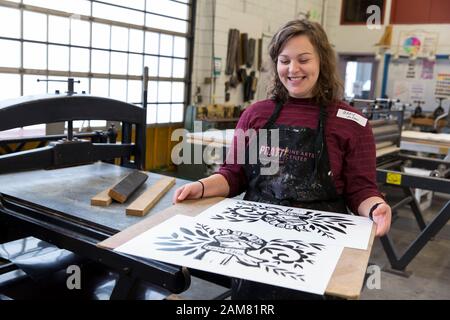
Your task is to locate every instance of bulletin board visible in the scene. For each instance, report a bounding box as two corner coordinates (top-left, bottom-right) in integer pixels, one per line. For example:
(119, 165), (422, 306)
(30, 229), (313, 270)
(382, 55), (450, 112)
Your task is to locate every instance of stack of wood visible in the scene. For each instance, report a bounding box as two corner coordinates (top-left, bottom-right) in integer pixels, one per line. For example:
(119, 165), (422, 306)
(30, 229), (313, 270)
(91, 170), (175, 217)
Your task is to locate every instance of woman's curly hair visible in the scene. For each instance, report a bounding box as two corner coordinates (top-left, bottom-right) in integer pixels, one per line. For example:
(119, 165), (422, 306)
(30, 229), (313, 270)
(267, 19), (343, 107)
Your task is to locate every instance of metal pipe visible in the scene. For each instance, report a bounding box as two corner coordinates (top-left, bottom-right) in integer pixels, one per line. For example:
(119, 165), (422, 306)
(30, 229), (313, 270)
(391, 196), (414, 211)
(185, 0), (196, 112)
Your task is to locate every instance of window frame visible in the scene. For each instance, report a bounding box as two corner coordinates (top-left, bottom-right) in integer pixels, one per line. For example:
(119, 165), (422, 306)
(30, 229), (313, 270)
(340, 0), (386, 26)
(0, 0), (195, 130)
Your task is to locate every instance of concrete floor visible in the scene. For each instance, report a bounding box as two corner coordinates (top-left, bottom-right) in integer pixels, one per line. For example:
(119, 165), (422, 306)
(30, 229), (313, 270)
(174, 192), (450, 300)
(360, 193), (450, 300)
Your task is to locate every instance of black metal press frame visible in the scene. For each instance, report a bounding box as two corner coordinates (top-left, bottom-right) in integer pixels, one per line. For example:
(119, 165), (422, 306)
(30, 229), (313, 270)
(359, 107), (450, 273)
(0, 71), (196, 299)
(0, 193), (190, 299)
(376, 154), (450, 273)
(0, 92), (147, 173)
(0, 131), (110, 154)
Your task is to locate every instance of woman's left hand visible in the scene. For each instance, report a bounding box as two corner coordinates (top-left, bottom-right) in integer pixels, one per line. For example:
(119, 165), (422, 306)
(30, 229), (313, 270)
(372, 203), (392, 237)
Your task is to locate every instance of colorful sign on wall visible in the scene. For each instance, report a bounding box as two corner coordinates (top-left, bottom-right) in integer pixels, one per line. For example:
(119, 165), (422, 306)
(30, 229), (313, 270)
(398, 31), (438, 57)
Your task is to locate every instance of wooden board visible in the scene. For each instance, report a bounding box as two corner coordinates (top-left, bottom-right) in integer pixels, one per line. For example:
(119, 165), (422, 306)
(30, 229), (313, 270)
(402, 130), (450, 144)
(402, 137), (450, 148)
(108, 171), (148, 203)
(98, 197), (376, 300)
(326, 226), (376, 300)
(376, 146), (400, 157)
(90, 188), (112, 206)
(126, 176), (176, 217)
(411, 117), (447, 128)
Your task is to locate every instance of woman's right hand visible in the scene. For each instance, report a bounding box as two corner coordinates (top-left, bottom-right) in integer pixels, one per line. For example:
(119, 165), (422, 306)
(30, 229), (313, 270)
(172, 182), (203, 204)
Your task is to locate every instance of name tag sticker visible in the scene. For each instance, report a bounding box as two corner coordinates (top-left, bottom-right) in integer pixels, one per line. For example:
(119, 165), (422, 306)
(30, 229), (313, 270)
(336, 109), (368, 127)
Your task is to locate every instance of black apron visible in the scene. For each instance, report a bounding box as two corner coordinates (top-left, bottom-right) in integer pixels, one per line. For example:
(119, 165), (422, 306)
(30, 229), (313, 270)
(232, 101), (348, 300)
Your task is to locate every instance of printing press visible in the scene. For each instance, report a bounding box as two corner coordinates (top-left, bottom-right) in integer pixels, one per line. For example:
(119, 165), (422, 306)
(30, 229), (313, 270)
(0, 79), (203, 300)
(354, 99), (450, 274)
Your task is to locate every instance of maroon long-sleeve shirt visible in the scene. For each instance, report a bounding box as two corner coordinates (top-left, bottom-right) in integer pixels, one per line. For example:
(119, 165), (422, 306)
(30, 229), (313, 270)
(217, 97), (383, 214)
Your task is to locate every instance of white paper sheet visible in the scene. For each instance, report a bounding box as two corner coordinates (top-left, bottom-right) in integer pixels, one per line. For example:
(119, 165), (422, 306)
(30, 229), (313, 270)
(195, 199), (373, 250)
(115, 214), (344, 295)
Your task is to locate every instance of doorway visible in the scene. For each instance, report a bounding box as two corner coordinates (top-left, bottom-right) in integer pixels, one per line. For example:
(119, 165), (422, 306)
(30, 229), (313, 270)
(338, 55), (378, 100)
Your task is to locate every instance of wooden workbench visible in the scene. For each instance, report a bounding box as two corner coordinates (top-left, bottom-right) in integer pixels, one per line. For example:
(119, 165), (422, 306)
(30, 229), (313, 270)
(98, 197), (376, 300)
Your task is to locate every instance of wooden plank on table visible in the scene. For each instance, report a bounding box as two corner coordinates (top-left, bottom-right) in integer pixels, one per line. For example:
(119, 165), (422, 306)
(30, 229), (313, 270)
(97, 196), (376, 300)
(108, 171), (148, 203)
(97, 197), (221, 250)
(91, 188), (112, 206)
(402, 137), (450, 147)
(325, 224), (376, 300)
(126, 176), (176, 217)
(376, 146), (400, 157)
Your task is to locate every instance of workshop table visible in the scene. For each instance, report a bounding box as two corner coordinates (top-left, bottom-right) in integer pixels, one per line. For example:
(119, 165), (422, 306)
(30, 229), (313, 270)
(99, 197), (377, 300)
(401, 130), (450, 160)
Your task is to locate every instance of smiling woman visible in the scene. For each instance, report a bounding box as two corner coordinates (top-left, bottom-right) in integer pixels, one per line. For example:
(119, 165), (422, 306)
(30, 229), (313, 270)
(276, 35), (320, 99)
(172, 19), (391, 300)
(268, 19), (343, 107)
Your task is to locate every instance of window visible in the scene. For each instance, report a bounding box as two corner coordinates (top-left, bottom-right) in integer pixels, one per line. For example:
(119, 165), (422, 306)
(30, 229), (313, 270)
(0, 7), (20, 38)
(0, 74), (20, 100)
(49, 16), (69, 44)
(341, 0), (385, 25)
(0, 40), (20, 68)
(0, 0), (193, 132)
(339, 55), (378, 100)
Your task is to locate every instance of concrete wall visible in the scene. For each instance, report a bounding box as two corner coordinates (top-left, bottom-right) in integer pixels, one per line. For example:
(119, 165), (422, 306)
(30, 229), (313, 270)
(192, 0), (450, 105)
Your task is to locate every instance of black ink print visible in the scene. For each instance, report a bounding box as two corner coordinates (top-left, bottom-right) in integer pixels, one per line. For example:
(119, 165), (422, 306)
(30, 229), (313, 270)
(155, 223), (325, 281)
(212, 201), (355, 239)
